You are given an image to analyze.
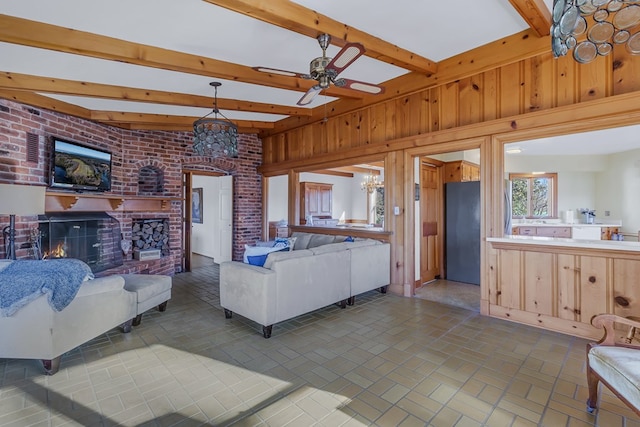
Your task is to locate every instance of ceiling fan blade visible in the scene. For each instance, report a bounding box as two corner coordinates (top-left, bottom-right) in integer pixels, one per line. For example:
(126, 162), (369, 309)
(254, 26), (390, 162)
(334, 78), (385, 95)
(297, 85), (322, 106)
(326, 42), (365, 75)
(252, 66), (309, 79)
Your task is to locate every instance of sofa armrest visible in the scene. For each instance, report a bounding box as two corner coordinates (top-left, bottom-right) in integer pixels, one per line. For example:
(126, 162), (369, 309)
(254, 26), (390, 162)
(220, 261), (277, 326)
(75, 275), (126, 298)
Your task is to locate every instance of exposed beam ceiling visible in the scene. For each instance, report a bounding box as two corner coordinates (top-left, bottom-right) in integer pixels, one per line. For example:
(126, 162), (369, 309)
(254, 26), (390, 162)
(0, 1), (554, 133)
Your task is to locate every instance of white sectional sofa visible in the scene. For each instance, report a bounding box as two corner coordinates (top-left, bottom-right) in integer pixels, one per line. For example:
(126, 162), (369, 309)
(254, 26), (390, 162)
(220, 232), (390, 338)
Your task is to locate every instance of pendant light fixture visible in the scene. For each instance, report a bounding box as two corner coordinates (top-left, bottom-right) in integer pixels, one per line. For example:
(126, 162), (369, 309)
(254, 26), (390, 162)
(193, 82), (238, 158)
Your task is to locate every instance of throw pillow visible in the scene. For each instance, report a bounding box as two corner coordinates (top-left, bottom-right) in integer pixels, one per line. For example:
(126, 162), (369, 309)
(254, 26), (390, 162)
(243, 245), (287, 267)
(274, 236), (297, 251)
(344, 236), (355, 242)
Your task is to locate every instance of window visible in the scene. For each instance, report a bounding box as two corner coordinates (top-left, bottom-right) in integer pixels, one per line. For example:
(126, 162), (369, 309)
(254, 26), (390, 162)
(509, 173), (557, 218)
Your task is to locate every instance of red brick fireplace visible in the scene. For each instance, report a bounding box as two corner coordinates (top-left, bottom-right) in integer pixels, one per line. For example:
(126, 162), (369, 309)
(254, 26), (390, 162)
(0, 98), (264, 270)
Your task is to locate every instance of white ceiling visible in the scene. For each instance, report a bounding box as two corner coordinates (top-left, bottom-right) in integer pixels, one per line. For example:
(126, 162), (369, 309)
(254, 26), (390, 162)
(0, 0), (549, 123)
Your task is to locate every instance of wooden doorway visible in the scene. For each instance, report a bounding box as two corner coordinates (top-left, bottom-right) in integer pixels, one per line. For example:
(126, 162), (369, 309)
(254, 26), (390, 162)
(419, 159), (444, 285)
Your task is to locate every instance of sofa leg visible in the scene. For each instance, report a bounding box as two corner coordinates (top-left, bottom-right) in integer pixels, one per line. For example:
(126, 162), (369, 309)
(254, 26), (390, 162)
(224, 309), (233, 319)
(158, 301), (168, 312)
(380, 285), (388, 294)
(262, 325), (273, 339)
(347, 296), (355, 306)
(121, 319), (133, 333)
(132, 314), (143, 327)
(42, 357), (61, 375)
(586, 365), (599, 414)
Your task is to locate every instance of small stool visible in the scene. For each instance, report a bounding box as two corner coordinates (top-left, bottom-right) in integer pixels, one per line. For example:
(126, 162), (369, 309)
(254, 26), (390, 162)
(121, 274), (172, 326)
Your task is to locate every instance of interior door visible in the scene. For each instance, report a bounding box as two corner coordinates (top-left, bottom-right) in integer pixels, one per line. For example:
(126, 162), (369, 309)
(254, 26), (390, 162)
(217, 175), (233, 263)
(420, 161), (442, 284)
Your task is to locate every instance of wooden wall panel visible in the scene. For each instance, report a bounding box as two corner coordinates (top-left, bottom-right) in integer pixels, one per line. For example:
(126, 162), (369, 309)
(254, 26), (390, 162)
(579, 256), (608, 323)
(613, 49), (640, 95)
(498, 62), (523, 119)
(554, 54), (576, 107)
(458, 75), (483, 127)
(439, 82), (459, 130)
(498, 250), (521, 309)
(523, 251), (554, 316)
(557, 254), (577, 321)
(370, 103), (387, 145)
(612, 258), (640, 319)
(483, 70), (499, 122)
(578, 57), (611, 102)
(429, 87), (440, 132)
(525, 54), (555, 113)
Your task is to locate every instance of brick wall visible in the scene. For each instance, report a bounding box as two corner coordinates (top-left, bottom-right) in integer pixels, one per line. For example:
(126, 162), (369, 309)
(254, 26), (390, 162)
(0, 98), (263, 268)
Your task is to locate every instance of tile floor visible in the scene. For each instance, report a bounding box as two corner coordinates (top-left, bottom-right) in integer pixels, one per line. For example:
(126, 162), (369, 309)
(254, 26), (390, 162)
(0, 261), (638, 426)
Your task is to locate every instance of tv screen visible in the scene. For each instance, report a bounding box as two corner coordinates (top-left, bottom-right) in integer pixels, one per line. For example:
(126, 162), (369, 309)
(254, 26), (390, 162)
(50, 137), (112, 192)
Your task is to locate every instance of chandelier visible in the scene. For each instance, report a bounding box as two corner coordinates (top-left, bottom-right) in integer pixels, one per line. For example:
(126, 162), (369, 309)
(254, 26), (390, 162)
(552, 0), (640, 64)
(361, 172), (383, 193)
(193, 82), (238, 158)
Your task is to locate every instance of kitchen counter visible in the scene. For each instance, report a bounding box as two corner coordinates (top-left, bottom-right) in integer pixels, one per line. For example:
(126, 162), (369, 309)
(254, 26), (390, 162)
(512, 222), (620, 227)
(488, 235), (640, 252)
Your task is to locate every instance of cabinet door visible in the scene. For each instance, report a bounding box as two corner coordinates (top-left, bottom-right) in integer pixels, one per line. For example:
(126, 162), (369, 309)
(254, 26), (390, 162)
(307, 184), (320, 215)
(318, 184), (332, 216)
(536, 227), (571, 237)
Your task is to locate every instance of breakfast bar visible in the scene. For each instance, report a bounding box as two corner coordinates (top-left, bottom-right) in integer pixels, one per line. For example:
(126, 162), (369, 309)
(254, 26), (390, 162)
(486, 235), (640, 339)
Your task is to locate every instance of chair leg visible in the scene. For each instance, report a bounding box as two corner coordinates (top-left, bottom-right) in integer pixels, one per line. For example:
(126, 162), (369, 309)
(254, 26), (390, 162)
(586, 365), (599, 414)
(224, 309), (233, 319)
(158, 301), (168, 312)
(121, 319), (133, 333)
(347, 296), (355, 306)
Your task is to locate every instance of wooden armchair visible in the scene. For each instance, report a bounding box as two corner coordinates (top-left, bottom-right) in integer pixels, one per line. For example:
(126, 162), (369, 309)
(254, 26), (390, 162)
(586, 314), (640, 416)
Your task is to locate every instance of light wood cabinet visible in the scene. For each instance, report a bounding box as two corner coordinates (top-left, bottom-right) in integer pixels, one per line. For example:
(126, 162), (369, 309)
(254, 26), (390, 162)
(489, 241), (640, 340)
(300, 182), (332, 224)
(444, 160), (480, 183)
(511, 226), (571, 238)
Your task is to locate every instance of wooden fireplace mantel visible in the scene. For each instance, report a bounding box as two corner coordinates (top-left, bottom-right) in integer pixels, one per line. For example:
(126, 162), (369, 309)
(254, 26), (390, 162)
(45, 191), (180, 212)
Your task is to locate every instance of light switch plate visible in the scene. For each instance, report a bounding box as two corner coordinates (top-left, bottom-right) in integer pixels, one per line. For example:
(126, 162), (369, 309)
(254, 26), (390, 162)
(394, 206), (400, 215)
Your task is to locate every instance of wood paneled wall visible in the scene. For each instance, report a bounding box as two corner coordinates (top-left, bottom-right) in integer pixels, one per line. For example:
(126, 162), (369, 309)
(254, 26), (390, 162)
(261, 49), (640, 173)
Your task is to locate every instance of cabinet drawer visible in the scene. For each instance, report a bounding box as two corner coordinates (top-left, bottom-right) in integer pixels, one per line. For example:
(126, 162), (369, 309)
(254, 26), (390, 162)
(516, 227), (536, 235)
(536, 227), (571, 237)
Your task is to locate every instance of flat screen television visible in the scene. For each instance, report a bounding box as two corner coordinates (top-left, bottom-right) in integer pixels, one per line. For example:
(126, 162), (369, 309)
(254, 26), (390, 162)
(50, 137), (112, 192)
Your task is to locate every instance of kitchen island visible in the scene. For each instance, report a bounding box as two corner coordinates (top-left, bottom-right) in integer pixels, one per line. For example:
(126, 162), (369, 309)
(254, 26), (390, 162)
(511, 222), (621, 240)
(486, 235), (640, 340)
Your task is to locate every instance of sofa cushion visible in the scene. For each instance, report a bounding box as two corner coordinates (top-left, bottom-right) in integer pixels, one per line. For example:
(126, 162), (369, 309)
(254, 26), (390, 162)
(309, 242), (352, 255)
(292, 232), (313, 250)
(76, 274), (126, 297)
(308, 234), (337, 248)
(263, 249), (313, 269)
(121, 274), (172, 303)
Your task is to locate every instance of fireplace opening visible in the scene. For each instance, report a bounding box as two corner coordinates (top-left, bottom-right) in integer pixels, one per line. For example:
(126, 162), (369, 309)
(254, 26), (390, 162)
(38, 212), (124, 273)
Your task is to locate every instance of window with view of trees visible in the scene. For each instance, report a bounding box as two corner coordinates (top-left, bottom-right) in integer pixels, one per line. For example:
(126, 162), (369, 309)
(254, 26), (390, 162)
(509, 173), (557, 218)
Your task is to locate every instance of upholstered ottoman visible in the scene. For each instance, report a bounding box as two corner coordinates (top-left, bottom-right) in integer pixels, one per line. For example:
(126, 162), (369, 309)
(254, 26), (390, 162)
(121, 274), (172, 326)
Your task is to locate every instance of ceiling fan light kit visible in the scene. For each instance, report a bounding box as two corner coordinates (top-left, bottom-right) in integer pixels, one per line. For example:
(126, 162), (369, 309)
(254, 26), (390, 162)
(254, 33), (385, 106)
(552, 0), (640, 64)
(193, 82), (239, 158)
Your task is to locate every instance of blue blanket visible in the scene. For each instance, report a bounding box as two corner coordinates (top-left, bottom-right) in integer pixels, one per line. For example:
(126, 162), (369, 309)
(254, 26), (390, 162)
(0, 259), (94, 317)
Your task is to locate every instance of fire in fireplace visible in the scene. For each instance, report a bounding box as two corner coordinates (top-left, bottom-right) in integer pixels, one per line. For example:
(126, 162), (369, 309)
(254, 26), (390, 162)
(38, 212), (123, 273)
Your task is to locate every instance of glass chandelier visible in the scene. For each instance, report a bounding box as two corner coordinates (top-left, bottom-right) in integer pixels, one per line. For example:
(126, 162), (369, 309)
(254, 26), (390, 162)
(552, 0), (640, 64)
(361, 172), (383, 194)
(193, 82), (238, 158)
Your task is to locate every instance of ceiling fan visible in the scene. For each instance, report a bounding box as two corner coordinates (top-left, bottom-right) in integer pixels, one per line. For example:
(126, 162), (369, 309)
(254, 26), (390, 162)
(253, 34), (385, 106)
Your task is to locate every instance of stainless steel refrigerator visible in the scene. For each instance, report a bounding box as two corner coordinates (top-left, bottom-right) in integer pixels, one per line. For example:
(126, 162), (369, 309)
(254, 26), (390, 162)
(445, 181), (481, 285)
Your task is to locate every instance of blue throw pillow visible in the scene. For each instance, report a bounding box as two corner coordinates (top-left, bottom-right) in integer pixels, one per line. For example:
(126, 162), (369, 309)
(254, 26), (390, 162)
(344, 236), (355, 242)
(243, 245), (287, 267)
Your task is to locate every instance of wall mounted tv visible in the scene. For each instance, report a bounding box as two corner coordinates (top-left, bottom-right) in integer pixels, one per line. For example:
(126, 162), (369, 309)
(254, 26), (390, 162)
(50, 137), (112, 192)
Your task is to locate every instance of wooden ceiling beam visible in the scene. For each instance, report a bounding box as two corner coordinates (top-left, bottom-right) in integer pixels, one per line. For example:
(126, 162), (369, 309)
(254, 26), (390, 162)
(112, 122), (260, 133)
(0, 14), (361, 99)
(205, 0), (437, 74)
(0, 71), (312, 117)
(0, 88), (92, 119)
(508, 0), (552, 37)
(90, 110), (274, 129)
